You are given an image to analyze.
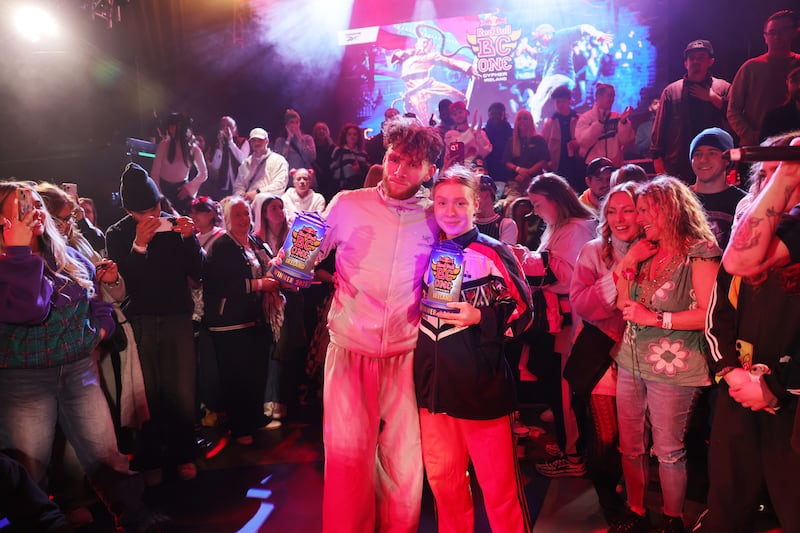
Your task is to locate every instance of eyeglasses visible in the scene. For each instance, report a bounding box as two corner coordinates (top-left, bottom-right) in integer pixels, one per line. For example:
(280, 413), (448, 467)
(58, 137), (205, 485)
(52, 213), (74, 226)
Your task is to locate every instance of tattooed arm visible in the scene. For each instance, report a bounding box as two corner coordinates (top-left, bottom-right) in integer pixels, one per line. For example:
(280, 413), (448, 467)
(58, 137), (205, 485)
(723, 138), (800, 276)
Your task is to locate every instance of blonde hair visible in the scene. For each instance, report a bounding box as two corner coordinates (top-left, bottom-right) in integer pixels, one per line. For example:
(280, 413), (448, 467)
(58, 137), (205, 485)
(36, 182), (99, 262)
(597, 182), (641, 269)
(511, 109), (536, 159)
(0, 182), (94, 295)
(220, 195), (253, 235)
(636, 176), (716, 254)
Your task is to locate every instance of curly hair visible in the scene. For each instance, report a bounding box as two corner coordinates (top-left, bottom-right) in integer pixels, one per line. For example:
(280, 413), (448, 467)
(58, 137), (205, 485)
(383, 118), (444, 166)
(597, 181), (641, 269)
(636, 176), (716, 255)
(337, 123), (365, 151)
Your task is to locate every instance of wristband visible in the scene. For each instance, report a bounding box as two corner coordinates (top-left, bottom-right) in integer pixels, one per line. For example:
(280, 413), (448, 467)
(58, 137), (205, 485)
(662, 311), (673, 330)
(131, 242), (147, 254)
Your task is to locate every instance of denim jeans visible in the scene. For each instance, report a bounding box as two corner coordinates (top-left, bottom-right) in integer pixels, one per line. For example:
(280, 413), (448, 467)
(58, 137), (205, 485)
(616, 366), (700, 517)
(0, 357), (148, 531)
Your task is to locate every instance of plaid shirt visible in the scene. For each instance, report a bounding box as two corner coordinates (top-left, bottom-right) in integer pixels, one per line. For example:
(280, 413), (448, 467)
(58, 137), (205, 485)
(0, 246), (112, 369)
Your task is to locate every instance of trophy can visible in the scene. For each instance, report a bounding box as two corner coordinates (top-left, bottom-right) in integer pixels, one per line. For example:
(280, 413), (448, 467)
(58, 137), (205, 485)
(420, 240), (465, 316)
(272, 211), (330, 289)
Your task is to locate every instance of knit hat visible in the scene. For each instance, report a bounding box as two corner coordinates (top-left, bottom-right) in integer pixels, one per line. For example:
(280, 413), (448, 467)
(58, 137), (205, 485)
(689, 127), (733, 158)
(120, 162), (161, 212)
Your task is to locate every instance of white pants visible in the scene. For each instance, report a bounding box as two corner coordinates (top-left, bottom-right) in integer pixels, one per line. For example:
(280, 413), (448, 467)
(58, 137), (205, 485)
(322, 343), (422, 533)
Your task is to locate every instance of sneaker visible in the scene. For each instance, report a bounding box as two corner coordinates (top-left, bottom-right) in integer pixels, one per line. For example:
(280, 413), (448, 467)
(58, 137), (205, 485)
(545, 443), (563, 457)
(535, 456), (586, 478)
(177, 462), (197, 481)
(263, 401), (275, 418)
(652, 515), (685, 533)
(607, 509), (650, 533)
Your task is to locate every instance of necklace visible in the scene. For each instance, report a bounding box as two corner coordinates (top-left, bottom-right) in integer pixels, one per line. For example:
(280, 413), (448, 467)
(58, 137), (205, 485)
(637, 254), (681, 306)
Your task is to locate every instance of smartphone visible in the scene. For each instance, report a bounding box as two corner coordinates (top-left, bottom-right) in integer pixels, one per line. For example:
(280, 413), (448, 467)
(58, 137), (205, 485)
(17, 189), (34, 221)
(60, 182), (79, 203)
(155, 216), (177, 233)
(449, 141), (465, 165)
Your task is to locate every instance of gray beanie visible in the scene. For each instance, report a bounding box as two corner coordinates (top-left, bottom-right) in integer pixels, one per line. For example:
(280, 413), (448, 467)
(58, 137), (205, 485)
(120, 162), (161, 212)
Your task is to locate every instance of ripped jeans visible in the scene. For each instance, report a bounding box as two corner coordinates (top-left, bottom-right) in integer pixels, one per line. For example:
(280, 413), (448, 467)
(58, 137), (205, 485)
(616, 366), (700, 517)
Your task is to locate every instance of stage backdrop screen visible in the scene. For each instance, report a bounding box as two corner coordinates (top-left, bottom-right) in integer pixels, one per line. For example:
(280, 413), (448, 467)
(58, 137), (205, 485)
(338, 5), (656, 134)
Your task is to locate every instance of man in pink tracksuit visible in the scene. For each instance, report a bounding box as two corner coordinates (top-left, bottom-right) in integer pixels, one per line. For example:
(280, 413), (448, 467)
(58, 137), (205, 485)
(321, 118), (444, 532)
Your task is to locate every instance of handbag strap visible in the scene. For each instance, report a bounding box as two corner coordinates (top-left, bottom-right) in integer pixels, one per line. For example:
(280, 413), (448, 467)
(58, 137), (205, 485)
(244, 152), (271, 193)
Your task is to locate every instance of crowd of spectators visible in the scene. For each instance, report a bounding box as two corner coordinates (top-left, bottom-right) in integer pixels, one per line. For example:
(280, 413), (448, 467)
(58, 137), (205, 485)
(1, 8), (799, 533)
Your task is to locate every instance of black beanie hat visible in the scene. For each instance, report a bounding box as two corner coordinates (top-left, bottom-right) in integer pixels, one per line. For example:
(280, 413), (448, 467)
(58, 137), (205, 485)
(120, 162), (161, 212)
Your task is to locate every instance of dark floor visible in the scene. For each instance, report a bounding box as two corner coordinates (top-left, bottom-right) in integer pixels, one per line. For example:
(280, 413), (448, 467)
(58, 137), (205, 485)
(2, 387), (781, 532)
(1, 401), (555, 533)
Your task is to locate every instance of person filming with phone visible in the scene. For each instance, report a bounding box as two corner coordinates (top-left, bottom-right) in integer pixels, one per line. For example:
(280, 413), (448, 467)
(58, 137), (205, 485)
(0, 182), (160, 532)
(576, 83), (635, 169)
(443, 101), (492, 170)
(106, 162), (204, 485)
